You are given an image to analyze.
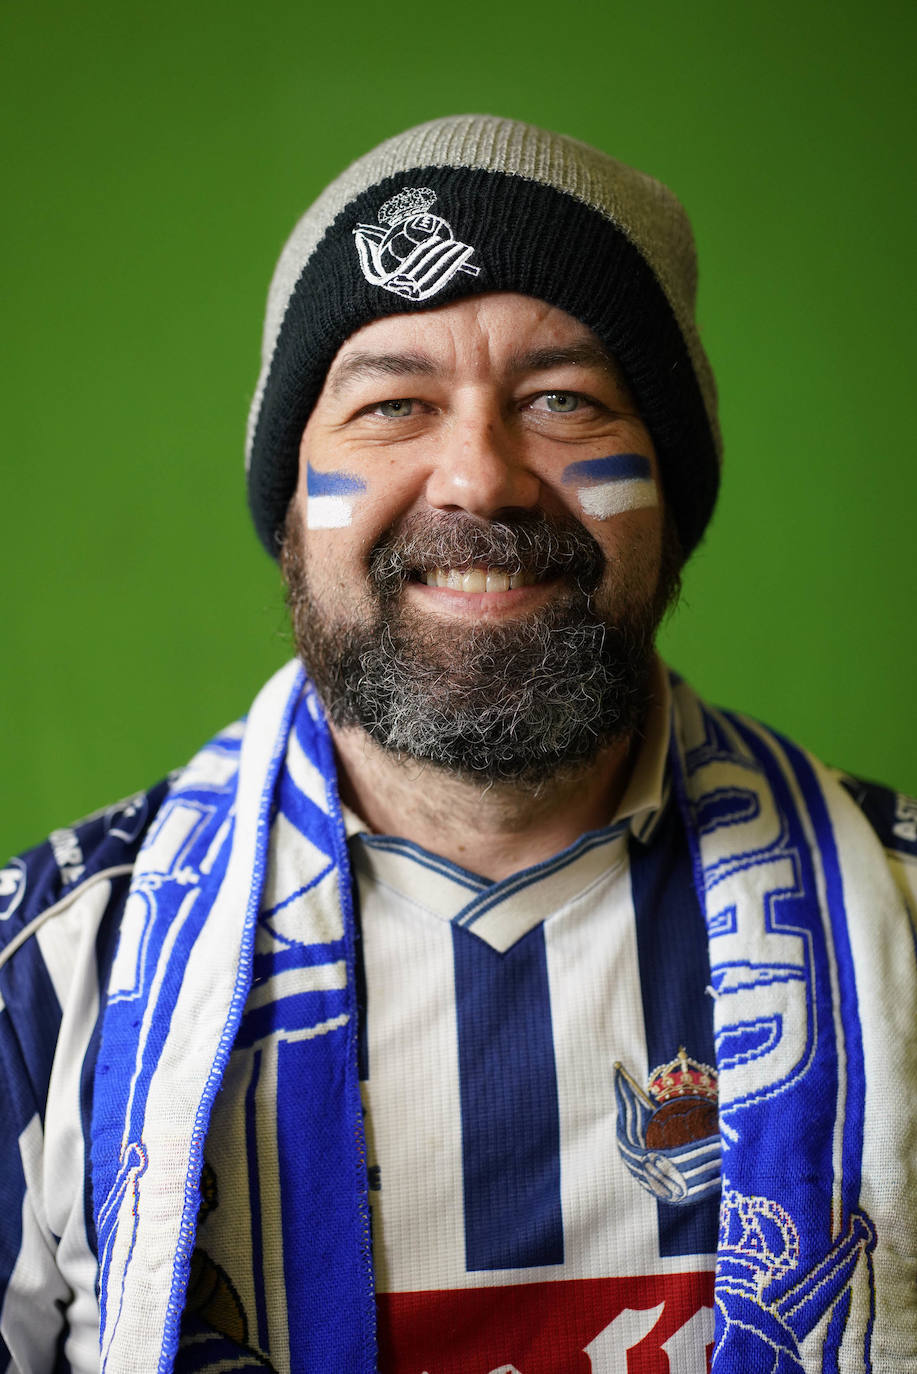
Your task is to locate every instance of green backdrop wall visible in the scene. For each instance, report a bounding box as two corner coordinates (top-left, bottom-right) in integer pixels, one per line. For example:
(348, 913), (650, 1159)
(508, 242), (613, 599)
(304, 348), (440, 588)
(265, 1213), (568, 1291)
(2, 0), (914, 856)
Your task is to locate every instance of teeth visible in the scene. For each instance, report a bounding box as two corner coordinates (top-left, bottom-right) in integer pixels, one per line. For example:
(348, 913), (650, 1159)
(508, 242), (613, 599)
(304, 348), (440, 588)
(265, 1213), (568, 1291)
(485, 571), (510, 593)
(423, 567), (537, 591)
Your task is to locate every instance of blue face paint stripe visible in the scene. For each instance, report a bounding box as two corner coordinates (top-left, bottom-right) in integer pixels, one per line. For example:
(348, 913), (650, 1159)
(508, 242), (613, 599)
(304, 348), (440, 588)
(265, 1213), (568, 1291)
(562, 453), (652, 485)
(452, 923), (564, 1271)
(306, 465), (367, 497)
(628, 800), (720, 1258)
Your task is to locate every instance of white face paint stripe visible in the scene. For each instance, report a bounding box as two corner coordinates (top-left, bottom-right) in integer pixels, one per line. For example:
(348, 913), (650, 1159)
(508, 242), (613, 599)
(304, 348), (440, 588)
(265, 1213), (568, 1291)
(306, 494), (356, 529)
(578, 479), (658, 520)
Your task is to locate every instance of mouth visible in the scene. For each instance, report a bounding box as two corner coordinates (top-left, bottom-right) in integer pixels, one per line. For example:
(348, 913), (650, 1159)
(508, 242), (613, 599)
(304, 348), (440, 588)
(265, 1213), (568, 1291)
(369, 509), (605, 604)
(418, 565), (539, 592)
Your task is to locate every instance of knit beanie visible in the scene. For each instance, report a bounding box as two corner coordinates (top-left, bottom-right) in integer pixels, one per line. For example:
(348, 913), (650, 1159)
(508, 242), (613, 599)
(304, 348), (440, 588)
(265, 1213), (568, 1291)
(246, 114), (720, 558)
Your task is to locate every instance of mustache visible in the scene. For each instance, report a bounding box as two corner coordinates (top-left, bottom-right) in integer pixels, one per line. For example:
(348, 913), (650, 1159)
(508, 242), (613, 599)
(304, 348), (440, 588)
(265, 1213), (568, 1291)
(367, 510), (606, 599)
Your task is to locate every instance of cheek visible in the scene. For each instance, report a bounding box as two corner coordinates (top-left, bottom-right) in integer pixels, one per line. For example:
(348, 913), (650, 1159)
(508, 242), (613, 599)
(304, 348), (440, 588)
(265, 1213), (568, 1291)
(304, 461), (368, 530)
(561, 454), (658, 521)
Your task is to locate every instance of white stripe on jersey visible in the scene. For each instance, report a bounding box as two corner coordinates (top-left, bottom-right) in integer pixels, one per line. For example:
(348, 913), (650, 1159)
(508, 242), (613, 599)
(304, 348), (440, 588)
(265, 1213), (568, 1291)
(2, 1116), (71, 1372)
(356, 891), (467, 1293)
(542, 878), (687, 1279)
(355, 829), (716, 1294)
(1, 878), (113, 1373)
(37, 886), (111, 1372)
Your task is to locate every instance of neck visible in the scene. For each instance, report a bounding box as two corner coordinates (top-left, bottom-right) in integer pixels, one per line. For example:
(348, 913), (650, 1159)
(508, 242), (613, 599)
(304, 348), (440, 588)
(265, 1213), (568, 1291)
(329, 725), (638, 882)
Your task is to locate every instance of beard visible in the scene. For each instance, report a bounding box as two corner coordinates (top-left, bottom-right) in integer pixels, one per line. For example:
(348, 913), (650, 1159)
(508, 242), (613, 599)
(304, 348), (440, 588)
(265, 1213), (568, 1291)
(281, 507), (680, 789)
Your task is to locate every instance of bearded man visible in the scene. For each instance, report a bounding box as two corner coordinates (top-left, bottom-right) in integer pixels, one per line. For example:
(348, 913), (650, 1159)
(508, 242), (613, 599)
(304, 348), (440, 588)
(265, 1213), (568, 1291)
(1, 116), (915, 1374)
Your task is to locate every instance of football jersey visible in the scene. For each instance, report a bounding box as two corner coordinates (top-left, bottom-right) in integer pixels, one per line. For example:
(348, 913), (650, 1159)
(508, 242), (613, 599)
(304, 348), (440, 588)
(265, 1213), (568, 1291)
(190, 667), (719, 1373)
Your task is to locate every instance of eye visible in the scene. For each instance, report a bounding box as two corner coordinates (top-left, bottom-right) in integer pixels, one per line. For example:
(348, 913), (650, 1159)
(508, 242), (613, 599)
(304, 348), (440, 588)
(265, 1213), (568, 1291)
(373, 398), (415, 418)
(533, 391), (584, 413)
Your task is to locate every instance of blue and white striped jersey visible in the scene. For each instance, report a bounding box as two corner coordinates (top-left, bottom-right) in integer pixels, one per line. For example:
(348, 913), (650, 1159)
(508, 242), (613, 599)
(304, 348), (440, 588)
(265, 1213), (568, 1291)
(2, 661), (916, 1373)
(188, 676), (722, 1371)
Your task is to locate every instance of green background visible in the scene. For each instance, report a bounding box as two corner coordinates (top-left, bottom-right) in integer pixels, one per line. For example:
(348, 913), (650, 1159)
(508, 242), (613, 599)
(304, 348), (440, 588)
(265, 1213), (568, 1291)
(2, 0), (914, 856)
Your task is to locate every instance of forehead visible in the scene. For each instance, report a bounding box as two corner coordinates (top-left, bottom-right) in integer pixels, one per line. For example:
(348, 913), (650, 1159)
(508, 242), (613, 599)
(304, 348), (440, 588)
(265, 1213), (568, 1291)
(322, 292), (618, 392)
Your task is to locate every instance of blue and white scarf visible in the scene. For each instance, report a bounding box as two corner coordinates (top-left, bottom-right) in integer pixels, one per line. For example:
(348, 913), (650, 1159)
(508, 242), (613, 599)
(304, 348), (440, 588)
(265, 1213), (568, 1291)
(90, 661), (917, 1372)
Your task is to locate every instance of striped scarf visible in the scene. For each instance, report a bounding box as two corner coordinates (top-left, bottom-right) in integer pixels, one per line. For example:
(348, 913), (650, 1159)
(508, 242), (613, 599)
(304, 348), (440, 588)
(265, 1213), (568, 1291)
(90, 661), (917, 1372)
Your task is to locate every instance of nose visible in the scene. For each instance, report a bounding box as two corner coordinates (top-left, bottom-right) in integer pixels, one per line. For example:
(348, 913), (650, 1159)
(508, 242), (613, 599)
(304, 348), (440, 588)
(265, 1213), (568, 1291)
(424, 413), (541, 518)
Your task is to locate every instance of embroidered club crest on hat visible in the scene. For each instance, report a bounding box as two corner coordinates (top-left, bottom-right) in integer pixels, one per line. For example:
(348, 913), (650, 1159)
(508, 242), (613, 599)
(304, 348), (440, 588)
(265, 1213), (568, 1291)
(353, 186), (480, 301)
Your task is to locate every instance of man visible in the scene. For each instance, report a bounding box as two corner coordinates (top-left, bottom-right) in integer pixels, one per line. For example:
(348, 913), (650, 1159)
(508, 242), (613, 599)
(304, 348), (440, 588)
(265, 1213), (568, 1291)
(1, 115), (914, 1374)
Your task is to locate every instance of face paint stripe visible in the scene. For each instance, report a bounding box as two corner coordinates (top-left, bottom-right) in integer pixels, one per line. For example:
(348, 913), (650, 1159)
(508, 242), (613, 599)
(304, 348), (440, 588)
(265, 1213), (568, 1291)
(307, 495), (356, 529)
(561, 454), (657, 520)
(306, 465), (367, 530)
(306, 465), (367, 497)
(579, 480), (658, 519)
(561, 454), (653, 485)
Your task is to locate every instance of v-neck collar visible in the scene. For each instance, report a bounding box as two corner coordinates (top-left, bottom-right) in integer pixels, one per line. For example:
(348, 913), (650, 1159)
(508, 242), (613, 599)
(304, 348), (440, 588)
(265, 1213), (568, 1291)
(345, 660), (671, 953)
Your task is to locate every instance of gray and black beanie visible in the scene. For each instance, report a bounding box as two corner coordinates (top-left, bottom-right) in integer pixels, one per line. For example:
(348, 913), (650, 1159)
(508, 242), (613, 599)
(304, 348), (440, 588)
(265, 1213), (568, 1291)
(246, 114), (721, 558)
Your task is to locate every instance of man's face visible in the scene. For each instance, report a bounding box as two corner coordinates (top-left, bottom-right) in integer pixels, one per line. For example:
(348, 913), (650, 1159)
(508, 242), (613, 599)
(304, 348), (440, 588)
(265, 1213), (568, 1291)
(282, 292), (679, 785)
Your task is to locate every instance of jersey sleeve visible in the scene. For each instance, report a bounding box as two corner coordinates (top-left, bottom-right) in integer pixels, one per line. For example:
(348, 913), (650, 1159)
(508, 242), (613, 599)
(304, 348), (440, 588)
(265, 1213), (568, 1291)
(0, 984), (72, 1371)
(0, 782), (169, 1371)
(837, 772), (917, 923)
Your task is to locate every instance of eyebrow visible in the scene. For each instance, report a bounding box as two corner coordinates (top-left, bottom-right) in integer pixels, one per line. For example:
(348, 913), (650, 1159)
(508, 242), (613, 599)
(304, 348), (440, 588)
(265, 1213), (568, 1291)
(327, 350), (438, 397)
(506, 342), (625, 381)
(326, 340), (630, 397)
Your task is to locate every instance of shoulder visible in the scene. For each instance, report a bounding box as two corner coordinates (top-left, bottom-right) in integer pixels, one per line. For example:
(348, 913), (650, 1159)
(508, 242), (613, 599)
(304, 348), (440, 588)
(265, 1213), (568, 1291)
(669, 673), (914, 860)
(0, 708), (255, 976)
(833, 770), (917, 863)
(0, 782), (173, 1129)
(0, 779), (171, 969)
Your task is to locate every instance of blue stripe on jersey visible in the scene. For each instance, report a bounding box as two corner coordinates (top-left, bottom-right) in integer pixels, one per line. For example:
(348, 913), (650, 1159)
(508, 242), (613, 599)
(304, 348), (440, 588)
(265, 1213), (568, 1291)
(628, 798), (719, 1258)
(1, 936), (62, 1126)
(452, 924), (564, 1271)
(0, 1007), (31, 1341)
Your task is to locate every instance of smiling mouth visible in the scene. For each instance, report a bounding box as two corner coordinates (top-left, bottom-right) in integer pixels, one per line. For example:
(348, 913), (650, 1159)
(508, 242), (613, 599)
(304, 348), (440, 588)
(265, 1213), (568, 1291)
(370, 510), (605, 603)
(420, 566), (539, 592)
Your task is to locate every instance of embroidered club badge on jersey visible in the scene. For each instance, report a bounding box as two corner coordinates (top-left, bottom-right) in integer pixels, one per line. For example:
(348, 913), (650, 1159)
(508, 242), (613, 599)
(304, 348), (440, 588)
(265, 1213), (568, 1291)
(353, 187), (480, 302)
(614, 1047), (721, 1205)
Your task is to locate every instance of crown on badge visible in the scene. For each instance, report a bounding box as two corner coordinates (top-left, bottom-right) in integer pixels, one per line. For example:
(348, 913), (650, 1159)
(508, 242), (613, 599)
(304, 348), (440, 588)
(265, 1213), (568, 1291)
(647, 1046), (718, 1104)
(377, 186), (437, 226)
